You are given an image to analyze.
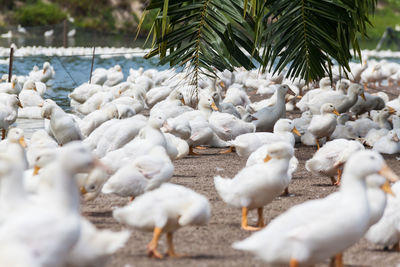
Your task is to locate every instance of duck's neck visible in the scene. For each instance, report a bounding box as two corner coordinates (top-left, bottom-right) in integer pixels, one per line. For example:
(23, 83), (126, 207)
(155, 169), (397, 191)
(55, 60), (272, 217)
(340, 170), (367, 197)
(0, 167), (26, 209)
(45, 162), (80, 214)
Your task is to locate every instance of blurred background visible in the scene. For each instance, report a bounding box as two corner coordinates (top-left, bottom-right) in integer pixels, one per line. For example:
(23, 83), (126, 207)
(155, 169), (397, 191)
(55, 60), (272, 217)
(0, 0), (397, 49)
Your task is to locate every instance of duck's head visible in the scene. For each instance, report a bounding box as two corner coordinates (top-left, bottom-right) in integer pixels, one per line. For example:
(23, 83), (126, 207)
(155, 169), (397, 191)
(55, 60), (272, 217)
(11, 75), (17, 89)
(388, 130), (400, 142)
(42, 62), (50, 74)
(345, 150), (399, 183)
(348, 84), (365, 100)
(336, 80), (349, 93)
(264, 142), (294, 162)
(170, 89), (185, 104)
(103, 103), (119, 118)
(273, 119), (301, 136)
(320, 103), (340, 116)
(8, 95), (22, 108)
(148, 114), (166, 129)
(380, 107), (395, 119)
(32, 149), (56, 175)
(114, 65), (122, 72)
(277, 84), (295, 96)
(57, 141), (105, 174)
(7, 128), (26, 148)
(301, 110), (313, 120)
(198, 93), (218, 111)
(79, 167), (109, 201)
(22, 80), (37, 91)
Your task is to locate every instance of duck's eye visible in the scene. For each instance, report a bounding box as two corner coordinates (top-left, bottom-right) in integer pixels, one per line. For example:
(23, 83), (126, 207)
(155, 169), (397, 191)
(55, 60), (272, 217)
(89, 185), (95, 190)
(369, 156), (375, 160)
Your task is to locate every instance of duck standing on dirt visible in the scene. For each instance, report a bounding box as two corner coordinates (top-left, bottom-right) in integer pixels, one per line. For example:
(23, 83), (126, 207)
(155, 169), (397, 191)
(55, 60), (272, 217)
(214, 142), (293, 231)
(252, 84), (295, 132)
(233, 150), (398, 266)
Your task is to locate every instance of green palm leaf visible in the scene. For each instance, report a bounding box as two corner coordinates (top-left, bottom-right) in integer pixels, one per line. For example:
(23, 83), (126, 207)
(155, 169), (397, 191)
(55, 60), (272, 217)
(142, 0), (377, 87)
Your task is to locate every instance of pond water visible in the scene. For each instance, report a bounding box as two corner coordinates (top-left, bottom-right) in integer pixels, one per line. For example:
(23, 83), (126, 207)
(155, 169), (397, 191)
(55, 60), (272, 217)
(0, 54), (166, 112)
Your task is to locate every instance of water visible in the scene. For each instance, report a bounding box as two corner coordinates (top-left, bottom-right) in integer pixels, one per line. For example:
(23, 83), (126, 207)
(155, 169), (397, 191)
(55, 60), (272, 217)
(0, 54), (165, 111)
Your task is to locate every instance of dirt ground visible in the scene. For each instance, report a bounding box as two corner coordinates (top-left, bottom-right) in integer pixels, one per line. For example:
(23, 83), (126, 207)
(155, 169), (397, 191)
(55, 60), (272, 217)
(81, 84), (400, 267)
(82, 147), (400, 267)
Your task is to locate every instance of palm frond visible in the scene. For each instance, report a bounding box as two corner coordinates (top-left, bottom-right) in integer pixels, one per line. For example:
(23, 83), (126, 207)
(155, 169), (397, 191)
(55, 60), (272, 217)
(261, 0), (377, 83)
(144, 0), (259, 88)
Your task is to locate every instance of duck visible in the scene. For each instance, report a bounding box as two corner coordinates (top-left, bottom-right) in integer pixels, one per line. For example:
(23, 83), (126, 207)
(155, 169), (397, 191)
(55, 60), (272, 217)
(364, 175), (392, 230)
(79, 103), (119, 137)
(364, 128), (389, 147)
(345, 117), (380, 138)
(233, 150), (399, 266)
(246, 143), (298, 195)
(41, 102), (83, 145)
(293, 110), (313, 143)
(76, 91), (114, 115)
(94, 115), (147, 157)
(307, 103), (340, 149)
(0, 142), (102, 267)
(223, 83), (251, 107)
(365, 181), (400, 250)
(18, 80), (44, 108)
(373, 130), (400, 154)
(296, 77), (333, 111)
(0, 76), (20, 94)
(29, 62), (55, 83)
(208, 111), (255, 153)
(145, 86), (173, 108)
(104, 65), (124, 87)
(112, 183), (211, 259)
(305, 139), (365, 185)
(373, 107), (395, 130)
(252, 84), (295, 132)
(0, 95), (22, 139)
(350, 92), (385, 117)
(101, 146), (173, 200)
(66, 217), (130, 267)
(307, 84), (365, 115)
(229, 119), (300, 158)
(69, 83), (103, 104)
(214, 142), (294, 230)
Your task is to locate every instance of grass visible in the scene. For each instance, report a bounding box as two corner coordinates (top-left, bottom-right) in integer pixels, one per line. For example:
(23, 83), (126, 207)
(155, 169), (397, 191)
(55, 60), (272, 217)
(359, 1), (400, 50)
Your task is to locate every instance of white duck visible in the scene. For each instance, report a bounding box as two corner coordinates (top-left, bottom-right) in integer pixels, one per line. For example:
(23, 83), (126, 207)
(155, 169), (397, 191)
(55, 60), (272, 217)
(208, 111), (255, 153)
(94, 115), (147, 157)
(307, 103), (340, 149)
(102, 146), (173, 200)
(0, 95), (22, 139)
(79, 103), (119, 137)
(214, 142), (294, 230)
(104, 65), (124, 87)
(41, 103), (82, 145)
(307, 84), (365, 115)
(365, 181), (400, 250)
(18, 80), (44, 108)
(229, 119), (300, 158)
(305, 139), (364, 185)
(66, 218), (131, 267)
(113, 183), (211, 259)
(0, 142), (100, 267)
(233, 150), (398, 266)
(373, 130), (400, 154)
(0, 75), (20, 94)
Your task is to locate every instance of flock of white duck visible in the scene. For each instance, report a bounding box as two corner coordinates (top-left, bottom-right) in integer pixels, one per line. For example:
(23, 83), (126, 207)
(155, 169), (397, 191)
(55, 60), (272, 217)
(1, 54), (400, 266)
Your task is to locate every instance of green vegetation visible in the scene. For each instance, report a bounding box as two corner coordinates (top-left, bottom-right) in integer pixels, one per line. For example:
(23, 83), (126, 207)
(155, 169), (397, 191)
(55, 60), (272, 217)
(143, 0), (376, 85)
(15, 1), (67, 26)
(367, 1), (400, 39)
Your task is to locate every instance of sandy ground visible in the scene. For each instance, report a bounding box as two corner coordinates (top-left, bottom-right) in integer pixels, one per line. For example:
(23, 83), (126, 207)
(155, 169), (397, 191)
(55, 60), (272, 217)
(79, 84), (400, 267)
(82, 148), (400, 267)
